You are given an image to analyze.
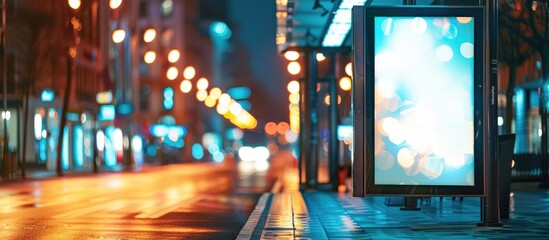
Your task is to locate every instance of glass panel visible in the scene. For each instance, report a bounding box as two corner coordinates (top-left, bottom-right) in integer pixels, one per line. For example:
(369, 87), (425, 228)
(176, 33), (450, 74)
(317, 82), (331, 184)
(373, 16), (475, 186)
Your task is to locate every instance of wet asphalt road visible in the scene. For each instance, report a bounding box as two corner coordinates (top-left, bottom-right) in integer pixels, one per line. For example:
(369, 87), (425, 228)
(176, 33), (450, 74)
(0, 156), (291, 240)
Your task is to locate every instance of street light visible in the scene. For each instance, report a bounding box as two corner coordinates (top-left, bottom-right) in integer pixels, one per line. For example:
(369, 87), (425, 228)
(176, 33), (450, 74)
(68, 0), (81, 9)
(166, 66), (179, 80)
(287, 61), (301, 75)
(143, 28), (156, 43)
(197, 77), (209, 90)
(339, 76), (352, 91)
(284, 51), (299, 61)
(180, 80), (192, 93)
(287, 80), (299, 94)
(209, 87), (222, 100)
(196, 90), (208, 102)
(229, 102), (243, 115)
(112, 29), (126, 43)
(316, 53), (326, 62)
(109, 0), (123, 9)
(345, 62), (352, 77)
(289, 93), (300, 104)
(167, 49), (180, 63)
(183, 66), (196, 79)
(144, 51), (156, 64)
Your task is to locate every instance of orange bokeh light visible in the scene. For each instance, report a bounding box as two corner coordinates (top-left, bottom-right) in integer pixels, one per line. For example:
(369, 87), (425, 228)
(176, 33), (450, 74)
(277, 122), (290, 135)
(265, 122), (278, 135)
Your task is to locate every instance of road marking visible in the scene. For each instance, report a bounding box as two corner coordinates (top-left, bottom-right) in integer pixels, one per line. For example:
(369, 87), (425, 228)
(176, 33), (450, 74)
(135, 195), (200, 219)
(270, 167), (287, 193)
(236, 193), (271, 240)
(53, 200), (127, 219)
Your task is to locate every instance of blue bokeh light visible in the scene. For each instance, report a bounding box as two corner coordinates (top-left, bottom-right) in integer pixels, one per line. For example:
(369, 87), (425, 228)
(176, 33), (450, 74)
(192, 143), (204, 160)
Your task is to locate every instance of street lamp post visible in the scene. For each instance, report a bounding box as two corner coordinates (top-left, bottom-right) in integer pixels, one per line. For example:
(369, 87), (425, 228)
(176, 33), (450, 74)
(1, 0), (8, 180)
(57, 0), (82, 176)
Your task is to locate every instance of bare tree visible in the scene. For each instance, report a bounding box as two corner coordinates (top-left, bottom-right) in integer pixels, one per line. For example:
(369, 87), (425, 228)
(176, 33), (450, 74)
(499, 0), (537, 134)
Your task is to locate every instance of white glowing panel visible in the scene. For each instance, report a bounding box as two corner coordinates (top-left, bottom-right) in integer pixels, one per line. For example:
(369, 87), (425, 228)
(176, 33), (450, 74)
(374, 16), (475, 186)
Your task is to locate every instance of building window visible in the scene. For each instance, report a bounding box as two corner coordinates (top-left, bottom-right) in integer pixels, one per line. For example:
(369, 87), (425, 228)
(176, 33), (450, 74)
(139, 85), (150, 111)
(161, 0), (173, 18)
(139, 1), (149, 18)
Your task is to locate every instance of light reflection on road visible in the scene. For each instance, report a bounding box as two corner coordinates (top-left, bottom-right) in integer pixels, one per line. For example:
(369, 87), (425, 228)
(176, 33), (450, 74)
(0, 157), (292, 239)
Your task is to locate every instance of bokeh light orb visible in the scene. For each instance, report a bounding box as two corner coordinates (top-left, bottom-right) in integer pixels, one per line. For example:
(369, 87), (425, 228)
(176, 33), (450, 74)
(436, 45), (453, 62)
(167, 49), (180, 63)
(289, 93), (300, 104)
(166, 66), (178, 80)
(316, 53), (326, 62)
(277, 122), (290, 135)
(284, 51), (299, 61)
(218, 93), (231, 105)
(411, 17), (427, 33)
(209, 87), (222, 100)
(339, 76), (352, 91)
(419, 156), (444, 179)
(180, 80), (192, 93)
(442, 24), (458, 39)
(345, 62), (353, 77)
(287, 61), (301, 75)
(324, 95), (341, 105)
(229, 102), (243, 115)
(143, 28), (156, 43)
(264, 122), (277, 135)
(196, 78), (209, 90)
(460, 42), (474, 59)
(112, 29), (126, 43)
(375, 151), (394, 171)
(204, 97), (216, 108)
(144, 51), (156, 64)
(196, 90), (208, 101)
(109, 0), (122, 9)
(183, 66), (196, 80)
(68, 0), (81, 9)
(397, 148), (416, 169)
(287, 80), (300, 94)
(457, 17), (472, 24)
(381, 18), (396, 36)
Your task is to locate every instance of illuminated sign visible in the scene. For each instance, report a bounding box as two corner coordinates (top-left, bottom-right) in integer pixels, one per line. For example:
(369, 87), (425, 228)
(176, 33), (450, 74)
(227, 86), (251, 100)
(150, 124), (187, 138)
(96, 91), (113, 104)
(66, 112), (80, 122)
(163, 87), (174, 110)
(353, 6), (485, 196)
(117, 102), (133, 115)
(98, 105), (115, 121)
(337, 125), (353, 141)
(40, 89), (55, 102)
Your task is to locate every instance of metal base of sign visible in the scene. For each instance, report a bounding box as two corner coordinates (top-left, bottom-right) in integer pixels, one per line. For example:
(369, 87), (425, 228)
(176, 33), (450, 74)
(400, 197), (420, 211)
(476, 222), (503, 227)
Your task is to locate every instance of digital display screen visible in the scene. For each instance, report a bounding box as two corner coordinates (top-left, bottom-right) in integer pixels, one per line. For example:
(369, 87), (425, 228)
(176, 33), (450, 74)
(373, 16), (475, 186)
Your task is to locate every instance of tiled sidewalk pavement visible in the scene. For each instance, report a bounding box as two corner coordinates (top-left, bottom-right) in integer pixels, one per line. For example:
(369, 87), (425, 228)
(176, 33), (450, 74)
(238, 168), (549, 239)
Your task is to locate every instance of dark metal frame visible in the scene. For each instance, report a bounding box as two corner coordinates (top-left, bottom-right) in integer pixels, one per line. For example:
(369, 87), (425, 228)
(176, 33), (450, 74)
(353, 6), (486, 196)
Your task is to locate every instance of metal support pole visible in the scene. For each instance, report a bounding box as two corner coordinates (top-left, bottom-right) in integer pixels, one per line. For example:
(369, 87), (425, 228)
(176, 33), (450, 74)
(479, 0), (501, 227)
(302, 51), (312, 190)
(1, 0), (8, 181)
(308, 50), (319, 189)
(299, 77), (305, 189)
(403, 0), (416, 5)
(328, 55), (339, 190)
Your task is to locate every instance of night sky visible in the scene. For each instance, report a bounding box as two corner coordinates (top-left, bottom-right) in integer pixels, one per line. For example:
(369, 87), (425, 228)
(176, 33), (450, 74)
(228, 0), (289, 123)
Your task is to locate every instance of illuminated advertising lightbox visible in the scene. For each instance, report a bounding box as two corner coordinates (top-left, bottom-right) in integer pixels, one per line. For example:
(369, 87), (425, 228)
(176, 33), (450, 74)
(355, 6), (485, 196)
